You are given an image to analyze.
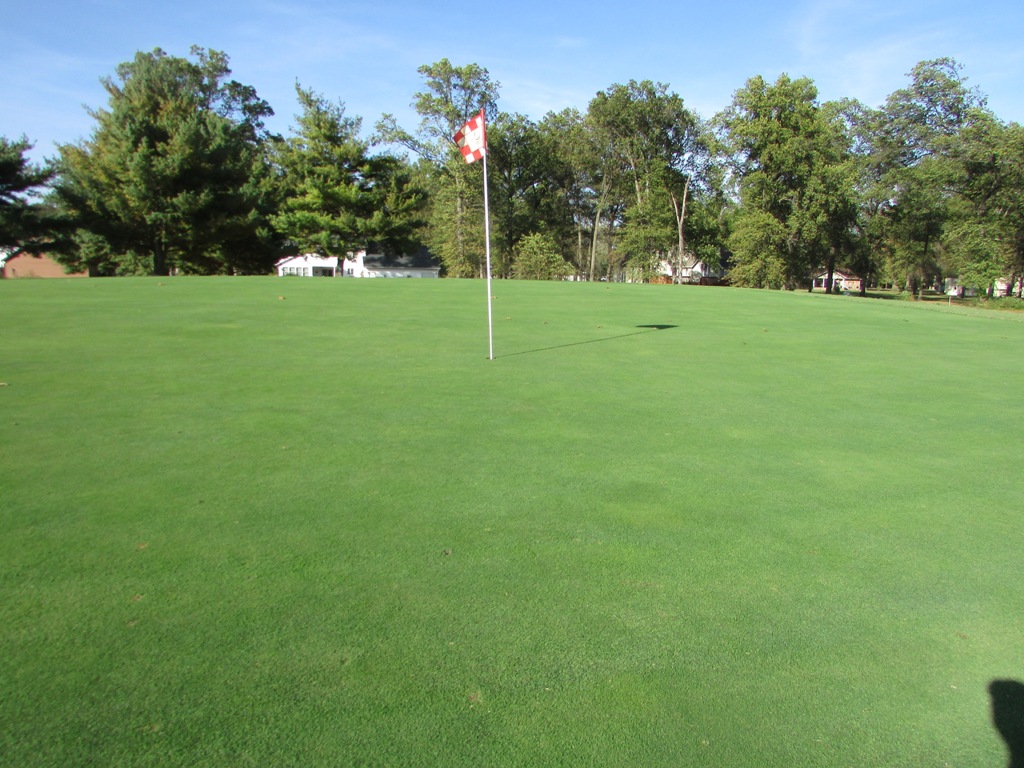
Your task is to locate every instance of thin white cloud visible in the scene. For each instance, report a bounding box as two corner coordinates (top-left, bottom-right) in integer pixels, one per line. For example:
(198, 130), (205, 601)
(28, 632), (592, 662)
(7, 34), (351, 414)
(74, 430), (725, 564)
(791, 0), (860, 59)
(552, 36), (588, 50)
(499, 74), (595, 118)
(780, 0), (1020, 110)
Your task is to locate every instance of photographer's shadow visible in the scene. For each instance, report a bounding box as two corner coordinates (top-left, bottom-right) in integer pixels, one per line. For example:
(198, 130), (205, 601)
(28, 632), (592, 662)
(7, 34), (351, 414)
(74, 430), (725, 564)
(991, 680), (1024, 767)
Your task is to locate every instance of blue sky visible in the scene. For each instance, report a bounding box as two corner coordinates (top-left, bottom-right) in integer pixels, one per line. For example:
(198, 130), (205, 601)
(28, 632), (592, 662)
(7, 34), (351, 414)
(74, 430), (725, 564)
(2, 0), (1022, 163)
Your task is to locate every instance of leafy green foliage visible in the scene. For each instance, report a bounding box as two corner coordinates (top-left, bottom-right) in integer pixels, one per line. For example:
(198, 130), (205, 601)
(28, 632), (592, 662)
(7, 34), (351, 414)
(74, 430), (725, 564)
(376, 58), (499, 165)
(942, 114), (1024, 294)
(378, 60), (499, 277)
(484, 113), (577, 276)
(587, 81), (708, 276)
(725, 208), (790, 288)
(272, 85), (367, 254)
(272, 85), (426, 258)
(857, 59), (989, 294)
(536, 108), (608, 277)
(0, 136), (56, 254)
(718, 74), (859, 290)
(52, 47), (278, 275)
(3, 48), (1019, 295)
(511, 232), (571, 279)
(418, 155), (487, 278)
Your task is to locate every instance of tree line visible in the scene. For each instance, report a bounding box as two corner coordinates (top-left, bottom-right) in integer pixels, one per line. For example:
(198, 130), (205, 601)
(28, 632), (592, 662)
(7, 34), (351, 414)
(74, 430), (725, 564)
(1, 47), (1022, 296)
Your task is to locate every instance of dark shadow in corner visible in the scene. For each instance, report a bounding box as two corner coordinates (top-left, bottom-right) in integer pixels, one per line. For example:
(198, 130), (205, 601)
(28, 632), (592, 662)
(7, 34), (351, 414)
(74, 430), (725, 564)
(499, 324), (678, 359)
(990, 679), (1024, 768)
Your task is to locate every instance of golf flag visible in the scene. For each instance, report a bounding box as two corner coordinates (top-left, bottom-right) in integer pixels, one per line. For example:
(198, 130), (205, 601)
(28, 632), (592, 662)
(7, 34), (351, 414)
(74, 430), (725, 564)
(453, 108), (494, 359)
(454, 110), (486, 164)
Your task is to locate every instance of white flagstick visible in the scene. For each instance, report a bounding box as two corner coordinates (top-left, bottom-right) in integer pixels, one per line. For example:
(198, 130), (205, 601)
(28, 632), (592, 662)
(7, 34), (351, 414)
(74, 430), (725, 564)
(453, 110), (494, 359)
(482, 149), (494, 360)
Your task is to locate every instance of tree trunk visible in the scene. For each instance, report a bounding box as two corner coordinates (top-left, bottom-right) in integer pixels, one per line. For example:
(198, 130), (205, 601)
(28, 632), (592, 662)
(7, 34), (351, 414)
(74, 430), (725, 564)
(626, 150), (644, 210)
(907, 274), (920, 298)
(670, 177), (689, 284)
(576, 224), (584, 279)
(823, 247), (837, 294)
(589, 201), (605, 283)
(152, 235), (168, 276)
(917, 231), (930, 299)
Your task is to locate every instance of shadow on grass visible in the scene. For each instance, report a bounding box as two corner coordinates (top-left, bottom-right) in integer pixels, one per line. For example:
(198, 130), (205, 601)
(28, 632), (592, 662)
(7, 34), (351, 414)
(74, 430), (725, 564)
(990, 679), (1024, 768)
(499, 324), (678, 358)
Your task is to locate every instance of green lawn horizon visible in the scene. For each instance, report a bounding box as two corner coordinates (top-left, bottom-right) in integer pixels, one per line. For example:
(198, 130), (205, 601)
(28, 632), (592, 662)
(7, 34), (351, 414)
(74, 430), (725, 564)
(2, 277), (1021, 766)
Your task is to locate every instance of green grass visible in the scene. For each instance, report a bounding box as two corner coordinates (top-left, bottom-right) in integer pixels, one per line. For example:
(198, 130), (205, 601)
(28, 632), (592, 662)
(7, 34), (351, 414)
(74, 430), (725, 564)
(2, 277), (1022, 767)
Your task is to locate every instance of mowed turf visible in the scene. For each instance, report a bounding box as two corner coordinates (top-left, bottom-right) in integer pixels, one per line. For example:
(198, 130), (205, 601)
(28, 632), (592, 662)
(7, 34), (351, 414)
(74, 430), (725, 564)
(1, 276), (1022, 767)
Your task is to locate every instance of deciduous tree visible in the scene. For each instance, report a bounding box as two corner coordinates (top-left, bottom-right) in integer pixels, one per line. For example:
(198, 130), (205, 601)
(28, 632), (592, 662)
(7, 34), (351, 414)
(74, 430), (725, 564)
(486, 113), (575, 276)
(587, 81), (704, 279)
(862, 58), (986, 294)
(943, 114), (1024, 295)
(511, 232), (571, 280)
(717, 74), (858, 289)
(377, 59), (499, 277)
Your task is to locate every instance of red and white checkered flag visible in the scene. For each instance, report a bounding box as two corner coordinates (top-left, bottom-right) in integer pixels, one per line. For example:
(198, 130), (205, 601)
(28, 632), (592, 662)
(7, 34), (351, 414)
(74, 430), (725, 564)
(453, 109), (486, 164)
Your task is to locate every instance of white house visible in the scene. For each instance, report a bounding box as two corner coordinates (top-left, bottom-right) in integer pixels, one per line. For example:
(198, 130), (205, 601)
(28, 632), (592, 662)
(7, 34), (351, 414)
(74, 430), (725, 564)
(944, 276), (1023, 298)
(656, 256), (724, 284)
(276, 250), (440, 279)
(276, 253), (339, 277)
(812, 270), (863, 292)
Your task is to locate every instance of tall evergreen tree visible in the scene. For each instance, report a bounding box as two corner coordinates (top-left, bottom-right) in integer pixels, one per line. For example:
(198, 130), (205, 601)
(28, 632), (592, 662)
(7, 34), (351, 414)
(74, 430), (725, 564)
(0, 136), (56, 255)
(272, 85), (425, 259)
(53, 47), (278, 276)
(272, 85), (368, 257)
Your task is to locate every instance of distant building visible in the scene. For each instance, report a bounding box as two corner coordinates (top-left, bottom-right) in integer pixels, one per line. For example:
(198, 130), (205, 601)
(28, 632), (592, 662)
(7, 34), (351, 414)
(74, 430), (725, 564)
(944, 276), (1023, 298)
(812, 270), (862, 292)
(275, 249), (440, 279)
(656, 256), (726, 284)
(276, 253), (340, 277)
(1, 251), (86, 279)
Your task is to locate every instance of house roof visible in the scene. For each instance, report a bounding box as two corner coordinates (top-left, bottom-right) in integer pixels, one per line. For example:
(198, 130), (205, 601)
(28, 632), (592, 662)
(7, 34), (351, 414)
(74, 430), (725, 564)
(276, 247), (440, 271)
(363, 245), (439, 270)
(814, 270), (861, 280)
(275, 254), (339, 268)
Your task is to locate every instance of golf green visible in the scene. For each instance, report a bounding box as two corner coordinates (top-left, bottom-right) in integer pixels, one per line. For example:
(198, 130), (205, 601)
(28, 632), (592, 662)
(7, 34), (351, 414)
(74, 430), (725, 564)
(1, 276), (1021, 766)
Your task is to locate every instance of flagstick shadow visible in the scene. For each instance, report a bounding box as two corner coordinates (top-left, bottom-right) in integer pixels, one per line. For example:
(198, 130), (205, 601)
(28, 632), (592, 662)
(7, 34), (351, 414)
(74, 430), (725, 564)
(497, 325), (677, 359)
